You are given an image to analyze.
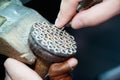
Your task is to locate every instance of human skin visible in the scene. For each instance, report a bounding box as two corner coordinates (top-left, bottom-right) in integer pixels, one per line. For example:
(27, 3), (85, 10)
(4, 0), (120, 80)
(4, 58), (78, 80)
(55, 0), (120, 29)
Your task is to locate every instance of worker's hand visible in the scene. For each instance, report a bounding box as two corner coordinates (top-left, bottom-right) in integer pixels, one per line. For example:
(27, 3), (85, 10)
(48, 58), (78, 80)
(55, 0), (120, 29)
(4, 58), (78, 80)
(4, 58), (42, 80)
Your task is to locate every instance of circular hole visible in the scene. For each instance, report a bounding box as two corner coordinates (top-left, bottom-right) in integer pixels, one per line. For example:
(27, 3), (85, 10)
(61, 49), (66, 53)
(48, 45), (53, 50)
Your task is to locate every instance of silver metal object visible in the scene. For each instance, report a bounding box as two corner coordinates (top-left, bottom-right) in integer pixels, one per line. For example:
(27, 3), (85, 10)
(29, 22), (77, 62)
(0, 0), (47, 64)
(30, 22), (77, 57)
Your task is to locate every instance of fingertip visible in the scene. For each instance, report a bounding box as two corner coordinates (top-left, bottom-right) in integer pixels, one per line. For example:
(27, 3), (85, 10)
(71, 19), (84, 29)
(4, 58), (16, 67)
(55, 18), (62, 28)
(55, 18), (67, 28)
(4, 58), (26, 68)
(67, 58), (78, 68)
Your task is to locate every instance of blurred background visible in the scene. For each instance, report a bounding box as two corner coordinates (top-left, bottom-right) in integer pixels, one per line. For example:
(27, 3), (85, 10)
(0, 0), (120, 80)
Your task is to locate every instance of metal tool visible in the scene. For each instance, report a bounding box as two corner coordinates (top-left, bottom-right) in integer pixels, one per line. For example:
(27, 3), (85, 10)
(0, 0), (102, 79)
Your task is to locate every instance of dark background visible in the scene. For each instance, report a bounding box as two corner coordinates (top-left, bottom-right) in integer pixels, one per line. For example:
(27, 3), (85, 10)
(0, 0), (120, 80)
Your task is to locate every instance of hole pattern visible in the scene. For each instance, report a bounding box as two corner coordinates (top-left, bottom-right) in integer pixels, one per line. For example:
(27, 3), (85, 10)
(31, 22), (77, 56)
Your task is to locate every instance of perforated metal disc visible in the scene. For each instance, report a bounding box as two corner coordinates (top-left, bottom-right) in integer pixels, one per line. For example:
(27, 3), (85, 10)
(29, 21), (77, 58)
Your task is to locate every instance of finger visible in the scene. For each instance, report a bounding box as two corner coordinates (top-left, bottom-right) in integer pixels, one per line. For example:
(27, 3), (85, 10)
(71, 0), (120, 29)
(5, 72), (12, 80)
(4, 58), (42, 80)
(55, 0), (82, 28)
(49, 58), (78, 77)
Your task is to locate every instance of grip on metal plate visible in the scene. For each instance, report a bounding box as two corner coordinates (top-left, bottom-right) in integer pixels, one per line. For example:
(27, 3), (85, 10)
(29, 21), (77, 62)
(28, 21), (77, 78)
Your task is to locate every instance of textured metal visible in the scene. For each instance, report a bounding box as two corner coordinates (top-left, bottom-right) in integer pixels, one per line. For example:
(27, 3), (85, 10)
(30, 21), (77, 58)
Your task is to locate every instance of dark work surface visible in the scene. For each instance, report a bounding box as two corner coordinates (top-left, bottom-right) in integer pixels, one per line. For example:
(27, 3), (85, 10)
(0, 0), (120, 80)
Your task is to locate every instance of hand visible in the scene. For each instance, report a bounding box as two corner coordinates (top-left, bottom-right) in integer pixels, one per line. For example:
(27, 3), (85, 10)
(4, 58), (78, 80)
(4, 58), (42, 80)
(55, 0), (120, 29)
(48, 58), (78, 80)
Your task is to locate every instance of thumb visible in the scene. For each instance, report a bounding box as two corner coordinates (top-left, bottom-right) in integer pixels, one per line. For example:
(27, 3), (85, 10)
(4, 58), (42, 80)
(49, 58), (78, 77)
(71, 0), (120, 29)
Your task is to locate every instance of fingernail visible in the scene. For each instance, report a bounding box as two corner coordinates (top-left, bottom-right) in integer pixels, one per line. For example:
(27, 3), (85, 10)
(55, 18), (58, 25)
(67, 58), (78, 68)
(55, 18), (67, 28)
(55, 18), (61, 28)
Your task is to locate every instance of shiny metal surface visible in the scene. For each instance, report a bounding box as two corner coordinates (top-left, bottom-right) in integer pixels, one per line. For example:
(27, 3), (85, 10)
(30, 21), (77, 57)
